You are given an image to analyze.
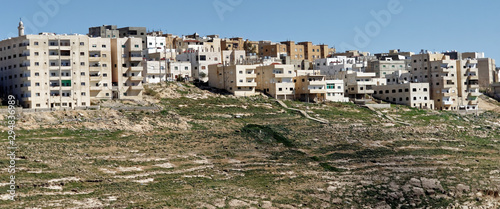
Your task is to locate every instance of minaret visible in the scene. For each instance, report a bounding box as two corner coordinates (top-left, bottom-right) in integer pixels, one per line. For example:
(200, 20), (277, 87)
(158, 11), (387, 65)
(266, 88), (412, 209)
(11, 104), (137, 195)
(18, 19), (24, 36)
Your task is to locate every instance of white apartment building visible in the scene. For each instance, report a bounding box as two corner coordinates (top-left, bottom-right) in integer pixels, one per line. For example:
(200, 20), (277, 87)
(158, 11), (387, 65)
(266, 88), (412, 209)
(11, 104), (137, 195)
(314, 56), (355, 78)
(325, 80), (349, 102)
(169, 61), (192, 81)
(143, 36), (166, 57)
(142, 60), (167, 83)
(255, 64), (296, 100)
(176, 51), (221, 82)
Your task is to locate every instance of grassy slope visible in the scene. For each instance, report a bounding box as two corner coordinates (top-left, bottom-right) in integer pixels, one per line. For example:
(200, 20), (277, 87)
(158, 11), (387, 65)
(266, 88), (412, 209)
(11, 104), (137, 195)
(0, 84), (499, 208)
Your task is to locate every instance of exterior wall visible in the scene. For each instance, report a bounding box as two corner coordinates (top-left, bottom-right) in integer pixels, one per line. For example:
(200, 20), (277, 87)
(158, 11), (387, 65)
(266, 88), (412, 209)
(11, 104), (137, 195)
(208, 64), (258, 96)
(325, 80), (349, 102)
(294, 74), (326, 102)
(0, 34), (92, 109)
(373, 83), (434, 109)
(477, 58), (496, 89)
(142, 60), (167, 83)
(88, 25), (119, 38)
(110, 38), (143, 99)
(169, 61), (191, 81)
(255, 64), (296, 99)
(144, 36), (166, 57)
(221, 50), (246, 65)
(457, 59), (480, 109)
(343, 72), (382, 100)
(366, 59), (406, 78)
(314, 57), (355, 78)
(118, 27), (147, 50)
(88, 38), (113, 100)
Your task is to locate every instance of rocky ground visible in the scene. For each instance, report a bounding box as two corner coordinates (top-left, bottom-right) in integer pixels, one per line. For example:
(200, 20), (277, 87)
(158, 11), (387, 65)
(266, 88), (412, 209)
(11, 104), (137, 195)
(0, 82), (499, 208)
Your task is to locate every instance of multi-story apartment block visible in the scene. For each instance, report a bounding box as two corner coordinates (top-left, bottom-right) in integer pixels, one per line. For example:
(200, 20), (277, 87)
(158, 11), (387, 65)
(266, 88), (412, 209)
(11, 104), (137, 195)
(373, 71), (434, 109)
(457, 59), (480, 110)
(0, 32), (93, 109)
(142, 60), (167, 83)
(221, 50), (246, 65)
(176, 51), (221, 81)
(118, 27), (147, 50)
(366, 57), (407, 78)
(476, 58), (497, 89)
(144, 36), (166, 57)
(294, 72), (326, 102)
(110, 38), (144, 99)
(314, 56), (355, 78)
(373, 82), (434, 109)
(169, 61), (192, 81)
(88, 25), (119, 38)
(343, 71), (382, 100)
(325, 80), (349, 102)
(88, 38), (113, 100)
(221, 37), (244, 51)
(255, 64), (296, 100)
(411, 53), (459, 110)
(207, 64), (258, 97)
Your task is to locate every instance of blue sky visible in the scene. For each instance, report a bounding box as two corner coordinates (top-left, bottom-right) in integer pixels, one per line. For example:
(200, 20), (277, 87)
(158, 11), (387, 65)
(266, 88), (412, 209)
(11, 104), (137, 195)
(1, 0), (499, 63)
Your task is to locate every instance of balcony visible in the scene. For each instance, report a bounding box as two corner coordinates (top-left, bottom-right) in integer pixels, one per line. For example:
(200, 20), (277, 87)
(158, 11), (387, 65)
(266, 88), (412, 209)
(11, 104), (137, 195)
(468, 91), (481, 97)
(309, 88), (326, 94)
(90, 76), (102, 81)
(129, 85), (143, 90)
(21, 97), (32, 102)
(237, 82), (257, 87)
(468, 100), (478, 105)
(129, 55), (142, 62)
(129, 76), (143, 81)
(21, 86), (32, 92)
(90, 86), (101, 91)
(20, 66), (33, 71)
(129, 66), (143, 72)
(18, 43), (30, 49)
(244, 74), (257, 79)
(467, 74), (478, 80)
(443, 100), (453, 106)
(308, 80), (325, 86)
(273, 73), (292, 78)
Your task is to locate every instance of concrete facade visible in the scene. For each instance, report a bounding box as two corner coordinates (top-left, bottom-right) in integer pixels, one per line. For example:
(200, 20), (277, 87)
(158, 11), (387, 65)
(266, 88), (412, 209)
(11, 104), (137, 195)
(255, 64), (296, 100)
(207, 64), (258, 97)
(325, 79), (349, 102)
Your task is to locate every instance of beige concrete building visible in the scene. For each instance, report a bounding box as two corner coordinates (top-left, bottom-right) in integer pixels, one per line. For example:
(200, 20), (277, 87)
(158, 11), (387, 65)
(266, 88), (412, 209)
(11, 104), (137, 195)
(110, 37), (144, 99)
(294, 72), (326, 102)
(0, 32), (92, 109)
(477, 58), (496, 89)
(456, 59), (480, 110)
(255, 64), (296, 99)
(88, 38), (113, 100)
(207, 64), (258, 96)
(373, 71), (433, 109)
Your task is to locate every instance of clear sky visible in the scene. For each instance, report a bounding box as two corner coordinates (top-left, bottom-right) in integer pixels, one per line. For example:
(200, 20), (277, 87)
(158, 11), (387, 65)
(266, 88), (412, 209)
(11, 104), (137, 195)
(1, 0), (499, 63)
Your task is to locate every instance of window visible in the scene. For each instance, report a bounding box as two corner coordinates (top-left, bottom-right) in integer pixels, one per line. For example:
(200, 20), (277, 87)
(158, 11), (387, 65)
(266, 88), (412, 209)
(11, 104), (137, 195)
(34, 52), (39, 56)
(81, 92), (86, 96)
(412, 88), (417, 92)
(102, 45), (106, 48)
(239, 71), (243, 74)
(278, 88), (282, 91)
(34, 42), (39, 45)
(81, 82), (85, 86)
(81, 72), (85, 76)
(80, 62), (85, 66)
(35, 72), (40, 76)
(35, 82), (40, 86)
(92, 44), (97, 48)
(80, 42), (84, 46)
(103, 73), (107, 77)
(134, 45), (139, 48)
(423, 88), (427, 92)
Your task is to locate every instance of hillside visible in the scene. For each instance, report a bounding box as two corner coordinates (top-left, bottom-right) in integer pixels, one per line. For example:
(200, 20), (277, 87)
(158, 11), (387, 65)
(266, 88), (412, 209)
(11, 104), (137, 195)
(1, 82), (499, 208)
